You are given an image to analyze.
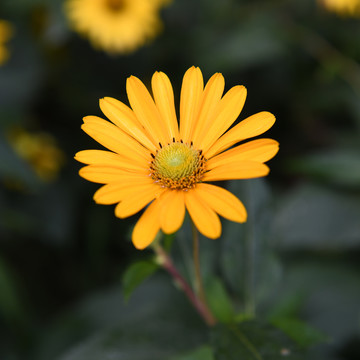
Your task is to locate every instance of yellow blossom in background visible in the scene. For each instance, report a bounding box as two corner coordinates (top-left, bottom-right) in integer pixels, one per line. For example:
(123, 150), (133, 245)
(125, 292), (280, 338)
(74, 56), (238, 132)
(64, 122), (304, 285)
(8, 128), (65, 182)
(75, 67), (279, 249)
(64, 0), (170, 54)
(318, 0), (360, 17)
(0, 20), (13, 65)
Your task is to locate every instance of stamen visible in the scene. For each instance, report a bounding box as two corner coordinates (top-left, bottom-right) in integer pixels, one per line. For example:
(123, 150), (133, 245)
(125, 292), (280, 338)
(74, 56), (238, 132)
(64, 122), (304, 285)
(149, 141), (207, 190)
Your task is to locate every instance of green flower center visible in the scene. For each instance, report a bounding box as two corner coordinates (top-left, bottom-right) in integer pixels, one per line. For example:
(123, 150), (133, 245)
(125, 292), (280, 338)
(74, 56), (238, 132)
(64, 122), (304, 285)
(150, 142), (206, 190)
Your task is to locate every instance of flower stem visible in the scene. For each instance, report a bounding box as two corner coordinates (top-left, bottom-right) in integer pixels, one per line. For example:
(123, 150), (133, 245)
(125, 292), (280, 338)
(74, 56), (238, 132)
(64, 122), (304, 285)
(192, 222), (207, 306)
(153, 243), (216, 327)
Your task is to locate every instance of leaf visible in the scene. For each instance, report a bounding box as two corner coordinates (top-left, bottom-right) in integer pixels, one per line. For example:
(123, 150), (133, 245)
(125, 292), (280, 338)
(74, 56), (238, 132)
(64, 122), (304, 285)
(270, 318), (328, 348)
(272, 183), (360, 250)
(49, 276), (208, 360)
(205, 277), (235, 323)
(122, 260), (159, 301)
(0, 256), (26, 327)
(288, 150), (360, 187)
(171, 346), (215, 360)
(211, 321), (304, 360)
(220, 179), (281, 309)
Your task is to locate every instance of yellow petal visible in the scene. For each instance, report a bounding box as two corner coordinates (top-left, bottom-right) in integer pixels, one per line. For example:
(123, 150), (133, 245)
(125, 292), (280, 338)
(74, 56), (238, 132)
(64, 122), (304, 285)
(79, 165), (147, 184)
(132, 200), (162, 250)
(207, 139), (279, 170)
(94, 178), (155, 204)
(115, 185), (166, 218)
(192, 72), (225, 147)
(206, 111), (276, 158)
(152, 71), (179, 141)
(160, 190), (185, 234)
(126, 76), (169, 146)
(179, 66), (204, 143)
(184, 190), (221, 239)
(75, 150), (146, 171)
(82, 116), (149, 162)
(100, 97), (156, 152)
(203, 161), (270, 181)
(200, 85), (247, 153)
(194, 184), (247, 223)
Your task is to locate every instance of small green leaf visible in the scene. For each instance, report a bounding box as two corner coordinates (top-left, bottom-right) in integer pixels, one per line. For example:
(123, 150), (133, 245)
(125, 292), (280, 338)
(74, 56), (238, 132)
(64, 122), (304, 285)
(171, 345), (215, 360)
(122, 260), (159, 301)
(270, 318), (328, 348)
(205, 277), (235, 323)
(211, 321), (304, 360)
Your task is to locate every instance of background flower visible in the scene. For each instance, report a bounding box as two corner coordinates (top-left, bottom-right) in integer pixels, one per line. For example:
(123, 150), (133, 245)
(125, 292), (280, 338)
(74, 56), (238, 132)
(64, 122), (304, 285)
(64, 0), (170, 53)
(318, 0), (360, 17)
(0, 20), (13, 65)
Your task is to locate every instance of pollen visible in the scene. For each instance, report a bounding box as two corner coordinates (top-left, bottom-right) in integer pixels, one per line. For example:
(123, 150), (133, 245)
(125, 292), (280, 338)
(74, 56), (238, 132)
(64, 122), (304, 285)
(150, 142), (207, 190)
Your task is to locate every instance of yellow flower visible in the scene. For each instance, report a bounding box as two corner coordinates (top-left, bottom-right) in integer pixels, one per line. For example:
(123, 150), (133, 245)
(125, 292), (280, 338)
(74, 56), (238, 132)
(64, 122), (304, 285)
(318, 0), (360, 17)
(75, 67), (279, 249)
(0, 20), (13, 65)
(8, 127), (65, 182)
(64, 0), (170, 54)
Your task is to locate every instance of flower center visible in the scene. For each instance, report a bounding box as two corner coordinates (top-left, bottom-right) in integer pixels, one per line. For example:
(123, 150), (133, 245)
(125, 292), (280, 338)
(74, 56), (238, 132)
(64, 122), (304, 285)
(150, 141), (207, 190)
(105, 0), (125, 12)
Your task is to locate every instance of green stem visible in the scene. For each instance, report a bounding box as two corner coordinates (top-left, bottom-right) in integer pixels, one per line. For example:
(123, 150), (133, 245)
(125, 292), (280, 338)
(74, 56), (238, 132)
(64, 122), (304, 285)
(192, 222), (207, 305)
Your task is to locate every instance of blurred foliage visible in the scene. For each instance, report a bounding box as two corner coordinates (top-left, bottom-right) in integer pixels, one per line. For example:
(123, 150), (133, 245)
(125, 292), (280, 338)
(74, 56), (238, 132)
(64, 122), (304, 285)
(1, 0), (360, 359)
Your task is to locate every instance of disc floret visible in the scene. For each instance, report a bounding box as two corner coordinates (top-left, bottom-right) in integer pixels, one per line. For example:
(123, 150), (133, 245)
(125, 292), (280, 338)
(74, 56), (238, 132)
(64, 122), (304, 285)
(150, 141), (207, 190)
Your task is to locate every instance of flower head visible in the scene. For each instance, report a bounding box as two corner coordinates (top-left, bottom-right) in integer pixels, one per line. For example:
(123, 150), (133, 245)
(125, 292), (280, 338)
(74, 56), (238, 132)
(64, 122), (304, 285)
(64, 0), (170, 54)
(318, 0), (360, 17)
(75, 67), (278, 249)
(0, 20), (13, 65)
(8, 127), (65, 182)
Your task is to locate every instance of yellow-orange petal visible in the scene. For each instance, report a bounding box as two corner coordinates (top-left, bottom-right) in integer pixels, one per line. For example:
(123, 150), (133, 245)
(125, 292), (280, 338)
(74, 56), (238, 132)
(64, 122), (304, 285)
(115, 185), (166, 218)
(203, 161), (270, 182)
(207, 139), (279, 170)
(126, 75), (169, 146)
(132, 200), (161, 250)
(160, 190), (185, 234)
(206, 111), (276, 159)
(82, 116), (149, 162)
(94, 178), (155, 204)
(79, 165), (147, 183)
(100, 97), (156, 152)
(192, 72), (225, 147)
(194, 183), (247, 223)
(151, 71), (179, 141)
(179, 67), (204, 143)
(199, 85), (247, 153)
(184, 190), (221, 239)
(75, 150), (146, 171)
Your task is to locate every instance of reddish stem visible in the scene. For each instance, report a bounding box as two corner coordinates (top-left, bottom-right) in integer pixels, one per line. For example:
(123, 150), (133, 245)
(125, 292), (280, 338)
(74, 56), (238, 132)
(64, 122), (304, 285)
(154, 245), (216, 327)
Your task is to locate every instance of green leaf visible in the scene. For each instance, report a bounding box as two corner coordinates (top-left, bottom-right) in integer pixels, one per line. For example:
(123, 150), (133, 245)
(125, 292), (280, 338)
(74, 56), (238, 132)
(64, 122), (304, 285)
(171, 346), (215, 360)
(288, 150), (360, 187)
(205, 277), (235, 323)
(270, 318), (328, 348)
(272, 183), (360, 250)
(0, 256), (26, 326)
(211, 321), (304, 360)
(122, 260), (159, 301)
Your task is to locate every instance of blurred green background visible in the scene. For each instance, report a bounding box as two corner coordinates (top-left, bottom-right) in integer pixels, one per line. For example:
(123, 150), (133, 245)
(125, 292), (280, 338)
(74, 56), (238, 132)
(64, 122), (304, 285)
(1, 0), (360, 359)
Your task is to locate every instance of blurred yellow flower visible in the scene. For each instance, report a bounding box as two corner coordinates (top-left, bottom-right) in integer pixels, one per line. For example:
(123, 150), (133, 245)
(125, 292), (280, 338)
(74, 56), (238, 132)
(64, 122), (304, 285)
(0, 20), (13, 65)
(8, 128), (65, 182)
(318, 0), (360, 16)
(64, 0), (170, 54)
(75, 67), (278, 249)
